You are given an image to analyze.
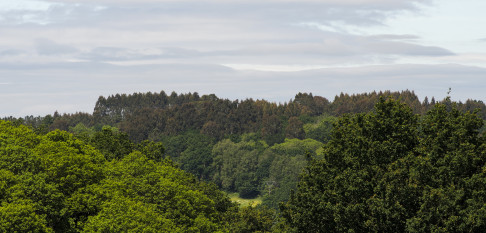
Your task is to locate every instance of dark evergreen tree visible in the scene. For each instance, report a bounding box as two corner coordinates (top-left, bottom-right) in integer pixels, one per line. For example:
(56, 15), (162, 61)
(282, 98), (486, 232)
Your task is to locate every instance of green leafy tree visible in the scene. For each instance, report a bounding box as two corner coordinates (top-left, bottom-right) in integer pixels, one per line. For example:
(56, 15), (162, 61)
(1, 120), (276, 232)
(36, 130), (106, 195)
(229, 205), (275, 233)
(282, 98), (420, 232)
(0, 122), (106, 232)
(82, 196), (180, 232)
(211, 138), (267, 198)
(90, 126), (134, 160)
(135, 140), (165, 162)
(69, 123), (95, 142)
(303, 115), (337, 143)
(67, 152), (238, 232)
(404, 100), (485, 232)
(263, 138), (323, 210)
(282, 98), (486, 232)
(6, 172), (65, 230)
(285, 117), (305, 139)
(162, 131), (216, 180)
(0, 200), (53, 233)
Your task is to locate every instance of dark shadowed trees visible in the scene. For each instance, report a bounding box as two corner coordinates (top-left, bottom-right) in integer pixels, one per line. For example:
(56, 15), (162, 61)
(282, 98), (486, 232)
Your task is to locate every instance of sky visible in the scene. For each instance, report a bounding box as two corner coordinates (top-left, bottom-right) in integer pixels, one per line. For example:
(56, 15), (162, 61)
(1, 0), (485, 117)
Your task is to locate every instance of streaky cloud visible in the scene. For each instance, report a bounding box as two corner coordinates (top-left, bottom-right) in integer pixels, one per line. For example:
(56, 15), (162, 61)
(35, 38), (78, 55)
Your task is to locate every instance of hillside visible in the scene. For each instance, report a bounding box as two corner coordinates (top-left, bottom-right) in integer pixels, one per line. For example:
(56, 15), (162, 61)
(0, 121), (274, 232)
(4, 91), (486, 211)
(2, 91), (486, 231)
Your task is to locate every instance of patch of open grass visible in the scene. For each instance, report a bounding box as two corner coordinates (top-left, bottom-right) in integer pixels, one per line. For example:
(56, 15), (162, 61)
(228, 193), (262, 207)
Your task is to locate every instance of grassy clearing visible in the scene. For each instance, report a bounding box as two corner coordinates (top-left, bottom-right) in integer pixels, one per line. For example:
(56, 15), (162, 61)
(228, 193), (262, 207)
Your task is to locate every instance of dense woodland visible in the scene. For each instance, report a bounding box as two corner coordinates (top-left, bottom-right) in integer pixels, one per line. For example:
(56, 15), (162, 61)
(8, 90), (486, 143)
(282, 98), (486, 232)
(2, 90), (486, 232)
(0, 121), (275, 232)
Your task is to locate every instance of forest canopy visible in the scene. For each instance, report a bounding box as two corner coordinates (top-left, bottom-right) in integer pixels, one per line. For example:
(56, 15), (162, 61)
(282, 98), (486, 232)
(2, 90), (486, 232)
(0, 121), (273, 232)
(8, 90), (485, 144)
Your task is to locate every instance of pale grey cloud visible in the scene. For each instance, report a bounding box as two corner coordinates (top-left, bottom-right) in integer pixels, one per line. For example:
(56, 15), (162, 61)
(43, 0), (429, 8)
(1, 61), (485, 117)
(35, 38), (78, 55)
(367, 34), (420, 41)
(0, 0), (445, 64)
(78, 47), (206, 62)
(0, 49), (26, 57)
(70, 37), (453, 65)
(3, 0), (431, 29)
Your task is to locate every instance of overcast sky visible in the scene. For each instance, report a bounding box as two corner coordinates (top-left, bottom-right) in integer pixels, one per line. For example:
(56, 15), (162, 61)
(1, 0), (485, 117)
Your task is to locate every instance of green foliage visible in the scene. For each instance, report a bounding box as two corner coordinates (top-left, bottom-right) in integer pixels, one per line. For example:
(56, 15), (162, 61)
(37, 130), (105, 195)
(82, 195), (180, 232)
(8, 91), (486, 144)
(262, 139), (323, 210)
(209, 135), (324, 205)
(0, 120), (257, 232)
(135, 140), (165, 162)
(303, 115), (337, 143)
(211, 139), (267, 198)
(282, 98), (486, 232)
(65, 151), (239, 232)
(5, 90), (486, 231)
(69, 123), (95, 141)
(229, 205), (275, 233)
(285, 117), (305, 139)
(6, 172), (65, 230)
(0, 200), (53, 233)
(89, 125), (134, 160)
(268, 138), (322, 157)
(228, 193), (262, 207)
(0, 121), (107, 232)
(162, 131), (216, 179)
